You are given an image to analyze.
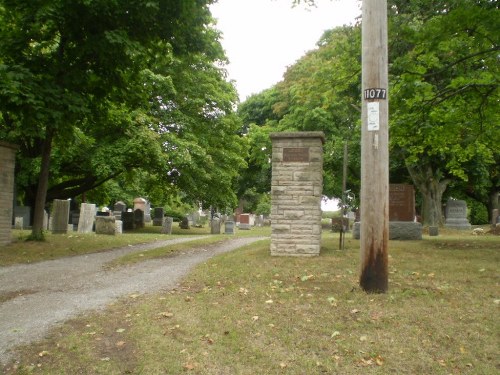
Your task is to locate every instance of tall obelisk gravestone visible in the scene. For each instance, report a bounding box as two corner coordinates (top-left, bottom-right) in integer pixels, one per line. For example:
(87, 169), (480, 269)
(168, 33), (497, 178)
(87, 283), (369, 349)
(270, 132), (325, 256)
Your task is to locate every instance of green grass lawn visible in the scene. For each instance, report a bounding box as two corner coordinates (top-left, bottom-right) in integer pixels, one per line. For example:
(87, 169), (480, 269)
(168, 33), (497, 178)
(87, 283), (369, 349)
(2, 228), (499, 374)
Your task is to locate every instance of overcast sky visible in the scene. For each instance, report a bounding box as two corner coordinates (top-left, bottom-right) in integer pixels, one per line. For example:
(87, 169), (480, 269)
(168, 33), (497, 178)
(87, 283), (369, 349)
(210, 0), (361, 101)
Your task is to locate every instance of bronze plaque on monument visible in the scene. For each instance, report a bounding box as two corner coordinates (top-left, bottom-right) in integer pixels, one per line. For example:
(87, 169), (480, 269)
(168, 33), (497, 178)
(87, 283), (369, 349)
(283, 147), (309, 162)
(389, 184), (415, 221)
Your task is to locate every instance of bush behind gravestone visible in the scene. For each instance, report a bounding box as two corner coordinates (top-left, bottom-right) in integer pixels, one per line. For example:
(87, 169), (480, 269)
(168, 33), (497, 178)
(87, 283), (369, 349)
(466, 199), (489, 225)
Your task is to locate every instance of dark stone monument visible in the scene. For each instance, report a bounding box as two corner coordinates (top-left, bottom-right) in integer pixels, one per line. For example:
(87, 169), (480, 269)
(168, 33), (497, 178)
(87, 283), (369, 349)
(444, 199), (471, 230)
(389, 184), (415, 221)
(134, 209), (145, 229)
(353, 184), (422, 240)
(153, 207), (165, 226)
(113, 201), (126, 219)
(122, 211), (135, 231)
(179, 217), (190, 229)
(239, 214), (251, 230)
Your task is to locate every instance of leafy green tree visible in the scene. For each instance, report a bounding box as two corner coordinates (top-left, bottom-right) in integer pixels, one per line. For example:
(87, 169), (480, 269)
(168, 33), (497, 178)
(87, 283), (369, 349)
(0, 0), (244, 238)
(389, 0), (499, 225)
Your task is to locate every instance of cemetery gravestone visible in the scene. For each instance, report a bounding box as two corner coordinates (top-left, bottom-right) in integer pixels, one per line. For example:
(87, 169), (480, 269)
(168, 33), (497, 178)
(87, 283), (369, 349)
(0, 142), (18, 246)
(445, 199), (471, 230)
(134, 209), (145, 229)
(14, 217), (23, 230)
(95, 216), (116, 235)
(353, 184), (422, 240)
(153, 207), (165, 226)
(52, 199), (70, 234)
(113, 201), (127, 220)
(13, 206), (31, 229)
(239, 214), (251, 230)
(492, 209), (499, 228)
(162, 217), (173, 234)
(224, 221), (235, 235)
(211, 218), (221, 234)
(179, 217), (190, 229)
(77, 203), (96, 234)
(122, 211), (135, 231)
(270, 132), (324, 256)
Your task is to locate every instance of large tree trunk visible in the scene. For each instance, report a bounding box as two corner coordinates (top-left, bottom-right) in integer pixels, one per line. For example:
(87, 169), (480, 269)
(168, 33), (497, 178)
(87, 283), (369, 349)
(30, 130), (53, 240)
(407, 164), (449, 226)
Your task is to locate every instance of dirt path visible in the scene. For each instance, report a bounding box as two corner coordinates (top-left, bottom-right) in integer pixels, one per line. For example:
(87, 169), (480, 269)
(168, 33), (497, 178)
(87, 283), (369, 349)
(0, 236), (265, 364)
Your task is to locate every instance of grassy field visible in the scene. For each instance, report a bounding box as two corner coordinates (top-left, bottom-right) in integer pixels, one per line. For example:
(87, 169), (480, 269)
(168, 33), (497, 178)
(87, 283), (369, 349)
(2, 227), (499, 374)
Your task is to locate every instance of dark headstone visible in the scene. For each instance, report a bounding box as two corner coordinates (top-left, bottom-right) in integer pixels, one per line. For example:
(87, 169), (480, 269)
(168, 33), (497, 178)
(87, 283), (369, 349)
(389, 184), (415, 221)
(134, 209), (145, 229)
(239, 214), (251, 230)
(153, 207), (165, 226)
(179, 217), (190, 229)
(122, 212), (135, 231)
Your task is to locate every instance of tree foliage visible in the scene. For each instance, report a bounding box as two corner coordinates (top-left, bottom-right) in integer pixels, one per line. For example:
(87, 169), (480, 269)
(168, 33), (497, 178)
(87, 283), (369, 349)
(238, 0), (498, 224)
(0, 0), (245, 237)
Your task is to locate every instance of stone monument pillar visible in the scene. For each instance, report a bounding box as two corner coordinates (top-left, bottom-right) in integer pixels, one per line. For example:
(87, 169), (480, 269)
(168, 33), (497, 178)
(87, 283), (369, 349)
(0, 142), (18, 246)
(270, 132), (325, 256)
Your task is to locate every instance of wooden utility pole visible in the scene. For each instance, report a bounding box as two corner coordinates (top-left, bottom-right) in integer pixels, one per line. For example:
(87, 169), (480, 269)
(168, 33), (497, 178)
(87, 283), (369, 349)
(360, 0), (389, 292)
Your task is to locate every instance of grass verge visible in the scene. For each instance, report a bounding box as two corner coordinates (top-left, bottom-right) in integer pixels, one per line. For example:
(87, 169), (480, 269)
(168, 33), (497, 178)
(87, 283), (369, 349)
(3, 231), (499, 374)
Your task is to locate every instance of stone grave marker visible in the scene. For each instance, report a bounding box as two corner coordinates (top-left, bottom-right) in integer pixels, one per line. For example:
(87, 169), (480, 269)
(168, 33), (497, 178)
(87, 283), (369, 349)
(14, 217), (23, 230)
(224, 221), (235, 234)
(134, 209), (145, 229)
(153, 207), (165, 226)
(77, 203), (96, 233)
(95, 216), (116, 235)
(113, 201), (127, 219)
(52, 199), (70, 234)
(492, 209), (499, 228)
(211, 218), (221, 234)
(389, 184), (415, 221)
(179, 217), (190, 229)
(239, 214), (251, 230)
(445, 199), (471, 230)
(14, 206), (31, 229)
(161, 217), (173, 234)
(122, 211), (135, 231)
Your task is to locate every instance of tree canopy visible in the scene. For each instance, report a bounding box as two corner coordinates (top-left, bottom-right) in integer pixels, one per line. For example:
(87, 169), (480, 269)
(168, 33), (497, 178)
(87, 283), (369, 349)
(0, 0), (245, 238)
(238, 0), (499, 224)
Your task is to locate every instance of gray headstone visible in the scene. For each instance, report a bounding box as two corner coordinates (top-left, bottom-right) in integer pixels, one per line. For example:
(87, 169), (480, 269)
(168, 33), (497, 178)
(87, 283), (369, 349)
(52, 199), (70, 234)
(211, 218), (221, 234)
(224, 221), (235, 235)
(161, 217), (173, 234)
(14, 217), (23, 230)
(114, 201), (127, 213)
(444, 199), (471, 230)
(353, 221), (422, 240)
(95, 216), (116, 235)
(115, 220), (123, 234)
(77, 203), (96, 233)
(239, 214), (251, 230)
(13, 206), (30, 228)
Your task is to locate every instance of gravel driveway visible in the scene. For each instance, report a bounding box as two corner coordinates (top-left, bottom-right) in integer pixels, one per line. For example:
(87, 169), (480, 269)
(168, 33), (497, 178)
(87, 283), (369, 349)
(0, 236), (265, 365)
